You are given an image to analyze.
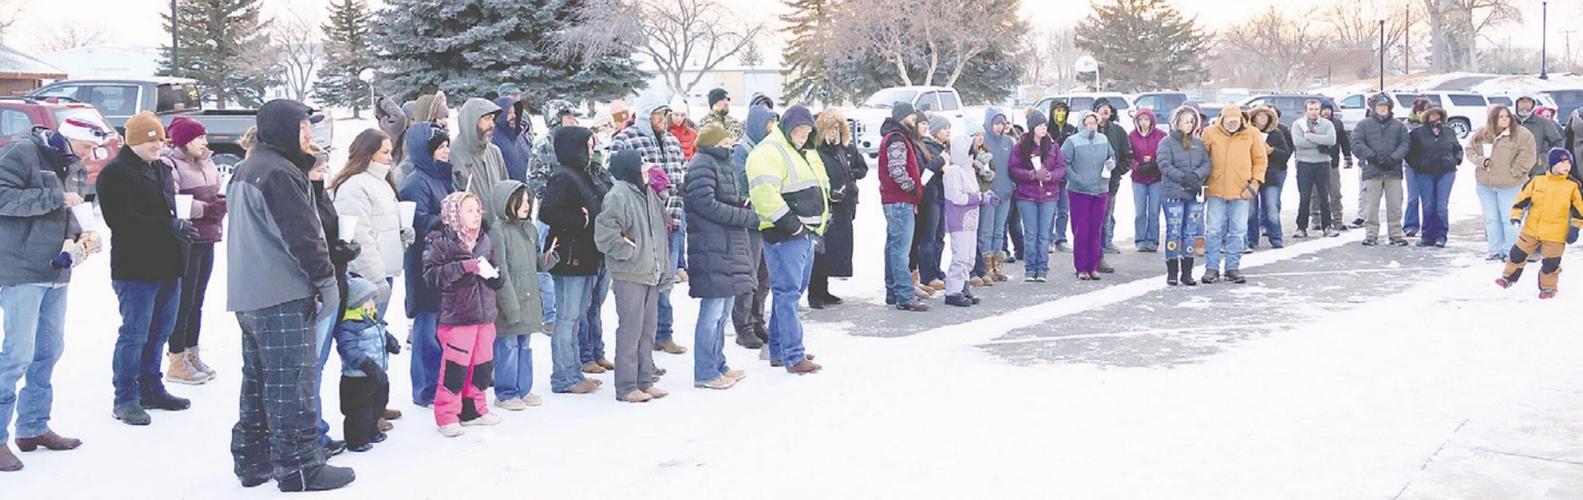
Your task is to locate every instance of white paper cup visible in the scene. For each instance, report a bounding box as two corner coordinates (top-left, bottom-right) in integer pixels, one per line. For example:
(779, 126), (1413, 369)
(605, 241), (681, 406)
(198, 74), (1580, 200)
(398, 201), (417, 230)
(71, 203), (96, 230)
(174, 194), (194, 220)
(338, 216), (359, 241)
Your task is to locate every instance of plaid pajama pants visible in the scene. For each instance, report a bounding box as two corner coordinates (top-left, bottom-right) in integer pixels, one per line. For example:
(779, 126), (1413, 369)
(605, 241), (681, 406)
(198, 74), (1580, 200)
(230, 297), (325, 481)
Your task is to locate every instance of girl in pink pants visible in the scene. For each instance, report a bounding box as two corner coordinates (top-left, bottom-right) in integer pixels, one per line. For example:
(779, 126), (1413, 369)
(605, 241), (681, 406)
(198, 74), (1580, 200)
(423, 192), (506, 436)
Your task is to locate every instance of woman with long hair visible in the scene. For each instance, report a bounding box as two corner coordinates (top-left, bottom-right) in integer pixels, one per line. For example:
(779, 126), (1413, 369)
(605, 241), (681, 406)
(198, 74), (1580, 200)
(1467, 105), (1538, 261)
(811, 108), (868, 308)
(332, 129), (409, 318)
(1008, 110), (1067, 282)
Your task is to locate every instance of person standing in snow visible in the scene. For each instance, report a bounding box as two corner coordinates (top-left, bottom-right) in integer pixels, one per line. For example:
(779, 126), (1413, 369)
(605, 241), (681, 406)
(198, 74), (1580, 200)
(981, 108), (1015, 281)
(942, 124), (986, 307)
(331, 277), (397, 453)
(1129, 109), (1167, 252)
(227, 100), (355, 492)
(1246, 106), (1291, 251)
(399, 123), (455, 409)
(423, 191), (505, 436)
(539, 126), (606, 395)
(1011, 110), (1067, 282)
(1157, 106), (1211, 286)
(1059, 112), (1109, 281)
(878, 102), (929, 312)
(1200, 104), (1269, 284)
(98, 112), (192, 425)
(331, 130), (408, 319)
(1094, 98), (1132, 267)
(608, 98), (690, 356)
(595, 150), (675, 402)
(1404, 107), (1462, 248)
(684, 123), (755, 390)
(669, 97), (699, 161)
(1467, 105), (1537, 261)
(1046, 101), (1079, 253)
(915, 115), (951, 293)
(732, 105), (777, 345)
(487, 179), (545, 411)
(1353, 94), (1412, 247)
(1316, 102), (1352, 231)
(491, 97), (533, 183)
(1516, 96), (1565, 177)
(746, 105), (829, 374)
(0, 119), (105, 471)
(957, 121), (998, 287)
(1291, 99), (1339, 239)
(700, 88), (743, 141)
(810, 109), (867, 309)
(1495, 148), (1583, 299)
(450, 98), (506, 200)
(162, 116), (225, 386)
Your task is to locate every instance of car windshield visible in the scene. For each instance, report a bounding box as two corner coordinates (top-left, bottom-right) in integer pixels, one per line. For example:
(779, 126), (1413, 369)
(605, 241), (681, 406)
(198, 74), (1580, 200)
(862, 89), (919, 109)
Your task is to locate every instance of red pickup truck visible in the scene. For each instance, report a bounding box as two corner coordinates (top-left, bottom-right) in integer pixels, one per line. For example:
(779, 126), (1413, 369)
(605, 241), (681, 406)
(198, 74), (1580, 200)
(0, 96), (123, 194)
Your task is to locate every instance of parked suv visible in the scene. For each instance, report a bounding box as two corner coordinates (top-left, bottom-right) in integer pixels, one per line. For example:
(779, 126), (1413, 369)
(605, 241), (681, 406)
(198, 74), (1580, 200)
(1131, 92), (1189, 116)
(846, 86), (968, 156)
(0, 96), (123, 195)
(1241, 94), (1338, 127)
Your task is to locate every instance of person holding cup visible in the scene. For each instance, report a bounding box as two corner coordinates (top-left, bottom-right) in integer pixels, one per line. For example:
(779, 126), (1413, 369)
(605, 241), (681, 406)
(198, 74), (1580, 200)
(97, 111), (194, 425)
(331, 129), (410, 319)
(162, 116), (226, 386)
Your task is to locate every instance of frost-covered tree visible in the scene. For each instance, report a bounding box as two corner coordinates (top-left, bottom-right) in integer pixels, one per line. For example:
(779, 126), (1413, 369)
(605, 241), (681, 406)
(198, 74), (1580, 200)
(316, 0), (374, 117)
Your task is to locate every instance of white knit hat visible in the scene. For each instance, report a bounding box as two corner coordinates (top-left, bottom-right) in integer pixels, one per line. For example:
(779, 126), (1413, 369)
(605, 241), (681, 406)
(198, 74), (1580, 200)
(57, 117), (110, 145)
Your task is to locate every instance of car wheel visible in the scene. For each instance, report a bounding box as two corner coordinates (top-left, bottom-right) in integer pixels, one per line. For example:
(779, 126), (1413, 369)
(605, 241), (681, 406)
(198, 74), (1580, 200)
(1449, 118), (1471, 139)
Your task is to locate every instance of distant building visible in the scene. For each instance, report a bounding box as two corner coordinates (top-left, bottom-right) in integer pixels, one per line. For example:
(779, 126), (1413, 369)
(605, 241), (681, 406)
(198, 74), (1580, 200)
(0, 44), (67, 96)
(39, 46), (162, 80)
(642, 64), (785, 107)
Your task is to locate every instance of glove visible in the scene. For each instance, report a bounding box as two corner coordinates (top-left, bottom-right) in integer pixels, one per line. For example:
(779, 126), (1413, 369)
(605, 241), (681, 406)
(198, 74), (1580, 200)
(312, 278), (339, 324)
(1345, 157), (1355, 169)
(384, 332), (402, 355)
(982, 191), (999, 206)
(1570, 226), (1580, 244)
(332, 239), (362, 264)
(462, 259), (481, 274)
(358, 358), (388, 387)
(172, 219), (197, 242)
(400, 226), (416, 246)
(79, 231), (102, 255)
(51, 240), (84, 269)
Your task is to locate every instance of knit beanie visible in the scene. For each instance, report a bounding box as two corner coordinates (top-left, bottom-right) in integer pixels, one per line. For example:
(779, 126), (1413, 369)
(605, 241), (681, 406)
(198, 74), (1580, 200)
(928, 115), (952, 136)
(166, 116), (207, 148)
(124, 112), (166, 146)
(707, 88), (730, 108)
(427, 128), (451, 156)
(1549, 147), (1573, 168)
(345, 276), (379, 311)
(1026, 109), (1048, 132)
(696, 122), (730, 149)
(890, 101), (916, 123)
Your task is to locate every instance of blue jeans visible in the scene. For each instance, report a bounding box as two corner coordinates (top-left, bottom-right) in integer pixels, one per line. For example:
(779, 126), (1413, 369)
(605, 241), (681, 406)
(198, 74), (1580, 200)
(1161, 197), (1205, 260)
(493, 334), (533, 399)
(1052, 184), (1071, 244)
(552, 274), (595, 392)
(986, 193), (1013, 253)
(764, 237), (814, 365)
(578, 266), (610, 364)
(314, 314), (334, 444)
(1205, 197), (1252, 271)
(1404, 167), (1421, 233)
(1476, 184), (1522, 256)
(1016, 199), (1058, 276)
(111, 279), (181, 406)
(882, 203), (917, 305)
(536, 222), (556, 326)
(1414, 171), (1455, 244)
(657, 217), (686, 342)
(409, 311), (440, 406)
(1247, 169), (1286, 247)
(1133, 181), (1164, 247)
(692, 296), (735, 383)
(0, 284), (68, 442)
(915, 196), (945, 283)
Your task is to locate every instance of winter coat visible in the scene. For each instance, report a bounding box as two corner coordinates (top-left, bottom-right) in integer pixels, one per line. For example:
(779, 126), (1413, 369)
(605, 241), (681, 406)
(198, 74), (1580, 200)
(539, 127), (606, 276)
(488, 180), (544, 336)
(311, 174), (357, 312)
(398, 123), (455, 316)
(594, 179), (672, 287)
(921, 138), (947, 208)
(491, 97), (533, 183)
(983, 107), (1016, 197)
(1405, 122), (1464, 177)
(1519, 112), (1565, 175)
(0, 131), (88, 286)
(747, 124), (832, 243)
(452, 98), (507, 199)
(1045, 102), (1079, 146)
(376, 96), (409, 165)
(814, 141), (867, 278)
(610, 100), (687, 221)
(878, 118), (923, 206)
(1201, 105), (1270, 200)
(669, 121), (699, 160)
(1289, 115), (1337, 164)
(1512, 172), (1583, 242)
(1099, 119), (1133, 181)
(424, 225), (503, 326)
(1011, 135), (1068, 202)
(1128, 110), (1166, 185)
(163, 148), (227, 243)
(1253, 110), (1293, 185)
(99, 145), (184, 282)
(226, 100), (335, 312)
(1352, 111), (1411, 180)
(334, 310), (389, 377)
(1157, 130), (1212, 200)
(1060, 128), (1112, 197)
(684, 145), (759, 298)
(733, 105), (775, 196)
(1328, 115), (1352, 168)
(1468, 125), (1538, 190)
(942, 160), (983, 233)
(334, 162), (404, 292)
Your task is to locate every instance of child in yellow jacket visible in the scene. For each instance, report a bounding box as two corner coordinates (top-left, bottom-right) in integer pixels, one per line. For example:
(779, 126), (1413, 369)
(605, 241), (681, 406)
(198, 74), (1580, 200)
(1496, 148), (1583, 298)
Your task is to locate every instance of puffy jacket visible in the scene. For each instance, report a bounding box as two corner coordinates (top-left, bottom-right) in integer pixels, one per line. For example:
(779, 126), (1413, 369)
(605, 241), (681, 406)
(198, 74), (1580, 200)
(334, 162), (404, 291)
(669, 121), (698, 160)
(488, 180), (544, 336)
(1352, 111), (1411, 180)
(941, 160), (982, 233)
(491, 97), (532, 183)
(452, 98), (507, 198)
(1129, 109), (1166, 184)
(99, 145), (185, 281)
(163, 147), (227, 243)
(1468, 125), (1538, 190)
(1201, 105), (1269, 200)
(1512, 172), (1583, 242)
(1519, 112), (1565, 175)
(334, 311), (389, 377)
(399, 123), (455, 315)
(1060, 126), (1114, 197)
(0, 131), (87, 286)
(1157, 130), (1212, 200)
(423, 225), (503, 326)
(539, 127), (606, 276)
(684, 145), (759, 298)
(1009, 135), (1067, 202)
(1405, 117), (1464, 177)
(746, 123), (831, 242)
(594, 179), (672, 287)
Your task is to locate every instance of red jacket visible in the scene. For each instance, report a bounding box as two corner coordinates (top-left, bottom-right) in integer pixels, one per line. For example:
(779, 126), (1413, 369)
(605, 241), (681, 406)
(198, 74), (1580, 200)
(878, 128), (922, 205)
(669, 122), (698, 161)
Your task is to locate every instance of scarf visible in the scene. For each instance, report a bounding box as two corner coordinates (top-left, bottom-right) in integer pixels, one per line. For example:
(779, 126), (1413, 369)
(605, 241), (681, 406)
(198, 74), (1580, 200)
(440, 191), (481, 251)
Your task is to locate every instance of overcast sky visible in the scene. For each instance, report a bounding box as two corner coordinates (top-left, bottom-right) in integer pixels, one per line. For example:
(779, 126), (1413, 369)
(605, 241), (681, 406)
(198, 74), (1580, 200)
(7, 0), (1567, 60)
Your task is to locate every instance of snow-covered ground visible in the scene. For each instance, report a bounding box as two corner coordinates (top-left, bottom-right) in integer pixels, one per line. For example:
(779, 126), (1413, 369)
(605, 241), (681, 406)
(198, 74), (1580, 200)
(6, 115), (1583, 498)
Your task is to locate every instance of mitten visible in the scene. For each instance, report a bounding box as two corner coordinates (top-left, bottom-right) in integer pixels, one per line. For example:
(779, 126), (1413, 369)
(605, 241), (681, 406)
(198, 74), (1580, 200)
(359, 359), (388, 386)
(385, 332), (402, 355)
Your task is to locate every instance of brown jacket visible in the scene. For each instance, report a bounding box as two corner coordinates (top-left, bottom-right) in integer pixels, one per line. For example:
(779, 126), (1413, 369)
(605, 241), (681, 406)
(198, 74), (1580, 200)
(1201, 104), (1269, 200)
(1467, 125), (1537, 190)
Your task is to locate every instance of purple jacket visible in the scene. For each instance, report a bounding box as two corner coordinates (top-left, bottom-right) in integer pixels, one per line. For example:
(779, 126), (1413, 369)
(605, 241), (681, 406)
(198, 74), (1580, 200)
(1133, 109), (1171, 185)
(1008, 136), (1067, 202)
(423, 226), (505, 326)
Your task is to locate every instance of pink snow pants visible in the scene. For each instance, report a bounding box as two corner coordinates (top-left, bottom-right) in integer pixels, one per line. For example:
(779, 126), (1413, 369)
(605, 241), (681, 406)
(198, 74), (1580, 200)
(434, 323), (496, 426)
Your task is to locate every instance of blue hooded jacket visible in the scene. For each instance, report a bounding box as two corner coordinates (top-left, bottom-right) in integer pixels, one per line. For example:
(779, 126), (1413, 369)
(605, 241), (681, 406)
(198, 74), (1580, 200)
(732, 104), (776, 192)
(491, 97), (532, 183)
(398, 122), (454, 316)
(982, 107), (1015, 197)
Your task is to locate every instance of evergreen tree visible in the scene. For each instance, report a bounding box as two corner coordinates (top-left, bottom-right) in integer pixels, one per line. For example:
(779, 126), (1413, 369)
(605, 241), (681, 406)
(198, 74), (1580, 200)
(1073, 0), (1211, 92)
(780, 0), (840, 105)
(316, 0), (375, 118)
(370, 0), (644, 109)
(159, 0), (276, 109)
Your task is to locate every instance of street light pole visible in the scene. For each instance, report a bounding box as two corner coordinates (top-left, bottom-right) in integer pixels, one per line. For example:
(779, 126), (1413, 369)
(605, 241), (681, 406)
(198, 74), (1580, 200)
(170, 0), (179, 75)
(1378, 14), (1386, 92)
(1541, 0), (1550, 79)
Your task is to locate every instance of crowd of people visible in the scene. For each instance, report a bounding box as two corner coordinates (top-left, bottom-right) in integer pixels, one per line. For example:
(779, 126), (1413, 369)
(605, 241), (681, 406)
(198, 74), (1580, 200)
(0, 81), (1580, 491)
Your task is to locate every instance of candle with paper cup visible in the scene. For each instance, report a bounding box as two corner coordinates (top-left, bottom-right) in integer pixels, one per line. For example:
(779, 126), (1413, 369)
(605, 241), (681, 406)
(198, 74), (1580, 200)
(338, 216), (359, 242)
(174, 194), (195, 220)
(71, 203), (98, 231)
(398, 201), (417, 230)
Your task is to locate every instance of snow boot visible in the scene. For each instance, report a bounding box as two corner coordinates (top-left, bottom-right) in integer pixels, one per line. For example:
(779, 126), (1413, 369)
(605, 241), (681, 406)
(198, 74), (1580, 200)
(1166, 259), (1180, 286)
(277, 465), (356, 493)
(1201, 268), (1220, 284)
(1225, 269), (1247, 284)
(139, 389), (190, 411)
(644, 387), (670, 399)
(165, 352), (209, 385)
(964, 288), (981, 305)
(188, 347), (216, 378)
(945, 294), (972, 307)
(1179, 258), (1198, 286)
(735, 330), (765, 349)
(927, 279), (946, 291)
(969, 276), (985, 287)
(112, 403), (151, 426)
(15, 431), (80, 452)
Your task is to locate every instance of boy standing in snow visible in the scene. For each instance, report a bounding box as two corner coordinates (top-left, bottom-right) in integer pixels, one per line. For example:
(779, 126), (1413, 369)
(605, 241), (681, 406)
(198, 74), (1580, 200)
(594, 150), (673, 402)
(334, 277), (399, 452)
(1496, 148), (1583, 299)
(423, 191), (506, 436)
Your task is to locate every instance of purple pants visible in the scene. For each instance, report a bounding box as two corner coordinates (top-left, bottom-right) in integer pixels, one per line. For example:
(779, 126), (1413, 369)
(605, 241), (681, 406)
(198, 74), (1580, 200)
(1069, 192), (1108, 274)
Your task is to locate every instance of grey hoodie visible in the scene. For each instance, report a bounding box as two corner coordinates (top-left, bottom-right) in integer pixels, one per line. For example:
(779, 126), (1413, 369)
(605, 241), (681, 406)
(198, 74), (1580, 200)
(982, 107), (1015, 197)
(451, 98), (507, 200)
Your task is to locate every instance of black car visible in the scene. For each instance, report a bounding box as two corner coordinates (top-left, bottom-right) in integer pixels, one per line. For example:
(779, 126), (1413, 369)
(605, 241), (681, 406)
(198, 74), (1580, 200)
(1241, 94), (1339, 122)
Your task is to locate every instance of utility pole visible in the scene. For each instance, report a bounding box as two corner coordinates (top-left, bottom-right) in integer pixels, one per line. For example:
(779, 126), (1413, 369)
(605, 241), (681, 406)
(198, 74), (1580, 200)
(1403, 6), (1410, 76)
(1541, 0), (1550, 79)
(170, 0), (179, 76)
(1565, 30), (1575, 72)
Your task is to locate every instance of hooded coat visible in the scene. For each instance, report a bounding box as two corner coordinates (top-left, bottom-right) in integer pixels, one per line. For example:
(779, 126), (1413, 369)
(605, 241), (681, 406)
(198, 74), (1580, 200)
(423, 202), (503, 327)
(1010, 129), (1068, 202)
(1060, 111), (1114, 197)
(1201, 104), (1270, 200)
(1045, 101), (1079, 146)
(0, 130), (88, 286)
(1128, 108), (1166, 185)
(488, 180), (544, 336)
(1250, 107), (1292, 186)
(451, 98), (507, 198)
(1156, 106), (1213, 200)
(491, 97), (533, 183)
(226, 99), (335, 312)
(1406, 108), (1465, 177)
(814, 112), (867, 278)
(595, 151), (672, 287)
(376, 96), (409, 165)
(747, 121), (831, 242)
(983, 107), (1016, 197)
(539, 126), (606, 276)
(1352, 102), (1411, 180)
(684, 145), (759, 297)
(398, 122), (455, 316)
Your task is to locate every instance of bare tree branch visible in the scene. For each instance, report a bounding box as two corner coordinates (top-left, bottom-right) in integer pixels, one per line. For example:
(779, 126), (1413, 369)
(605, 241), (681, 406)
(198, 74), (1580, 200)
(557, 0), (764, 98)
(272, 13), (322, 103)
(33, 21), (109, 53)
